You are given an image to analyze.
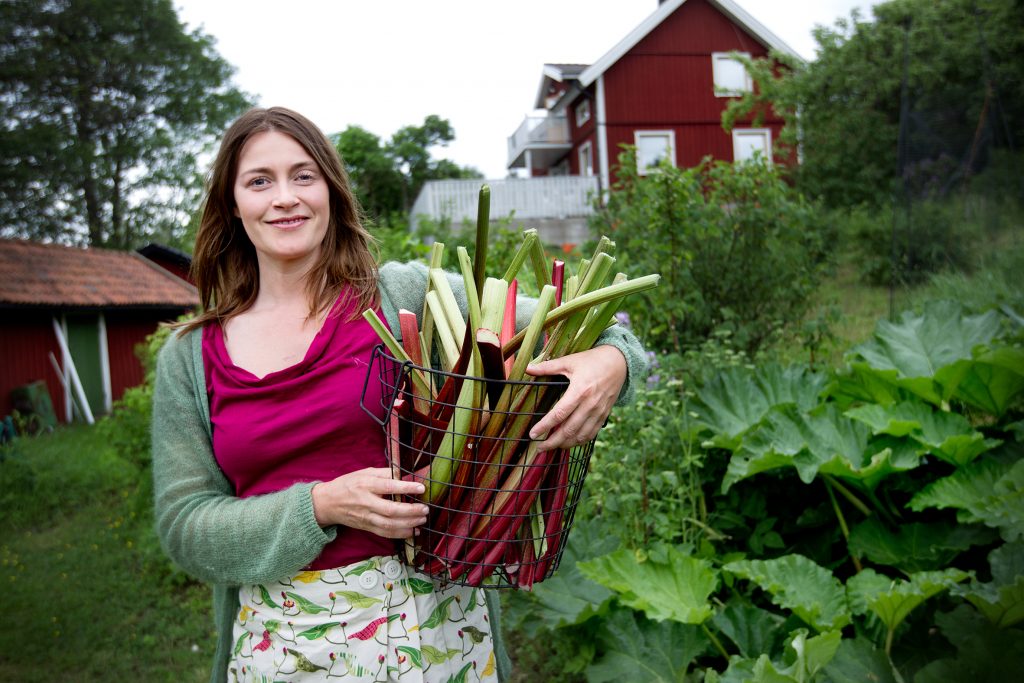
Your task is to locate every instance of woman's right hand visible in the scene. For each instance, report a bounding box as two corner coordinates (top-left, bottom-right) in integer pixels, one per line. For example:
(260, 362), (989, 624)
(310, 468), (429, 539)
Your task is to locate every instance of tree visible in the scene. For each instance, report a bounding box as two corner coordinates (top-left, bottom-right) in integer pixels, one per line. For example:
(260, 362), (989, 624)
(0, 0), (251, 248)
(723, 0), (1024, 209)
(334, 115), (481, 225)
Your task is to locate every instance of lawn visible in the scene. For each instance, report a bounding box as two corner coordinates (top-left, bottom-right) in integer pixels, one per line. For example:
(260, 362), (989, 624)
(0, 425), (213, 681)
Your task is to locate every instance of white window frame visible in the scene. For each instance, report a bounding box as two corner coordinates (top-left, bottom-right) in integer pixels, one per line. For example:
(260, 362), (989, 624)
(575, 99), (591, 127)
(732, 128), (772, 163)
(634, 130), (676, 175)
(577, 141), (594, 177)
(712, 51), (752, 97)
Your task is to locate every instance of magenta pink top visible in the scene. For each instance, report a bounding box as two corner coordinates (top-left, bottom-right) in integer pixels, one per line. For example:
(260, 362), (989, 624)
(202, 291), (394, 570)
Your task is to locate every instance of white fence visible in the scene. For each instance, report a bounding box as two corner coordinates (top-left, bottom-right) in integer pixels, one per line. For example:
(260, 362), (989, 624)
(410, 176), (599, 229)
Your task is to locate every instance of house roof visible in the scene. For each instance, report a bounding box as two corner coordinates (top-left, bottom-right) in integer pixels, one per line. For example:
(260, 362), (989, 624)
(576, 0), (803, 88)
(533, 63), (590, 109)
(0, 239), (198, 309)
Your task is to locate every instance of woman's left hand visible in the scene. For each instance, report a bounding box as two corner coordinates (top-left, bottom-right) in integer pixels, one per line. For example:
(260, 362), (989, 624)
(524, 344), (627, 451)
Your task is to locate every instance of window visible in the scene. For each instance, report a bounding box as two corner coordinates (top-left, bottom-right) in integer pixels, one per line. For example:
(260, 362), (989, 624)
(732, 128), (772, 163)
(712, 52), (752, 97)
(575, 99), (591, 127)
(635, 130), (675, 175)
(578, 141), (593, 177)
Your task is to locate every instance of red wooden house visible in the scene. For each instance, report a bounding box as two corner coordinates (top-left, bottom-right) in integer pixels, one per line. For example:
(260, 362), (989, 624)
(0, 239), (197, 424)
(506, 0), (801, 190)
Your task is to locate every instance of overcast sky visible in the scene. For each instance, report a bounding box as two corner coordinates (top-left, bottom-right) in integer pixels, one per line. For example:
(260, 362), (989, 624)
(174, 0), (879, 179)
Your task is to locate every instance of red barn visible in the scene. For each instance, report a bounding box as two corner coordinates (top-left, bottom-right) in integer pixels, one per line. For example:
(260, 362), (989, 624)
(507, 0), (801, 189)
(0, 239), (197, 424)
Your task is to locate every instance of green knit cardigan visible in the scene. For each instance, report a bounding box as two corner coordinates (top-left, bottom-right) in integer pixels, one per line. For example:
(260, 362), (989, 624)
(151, 261), (647, 683)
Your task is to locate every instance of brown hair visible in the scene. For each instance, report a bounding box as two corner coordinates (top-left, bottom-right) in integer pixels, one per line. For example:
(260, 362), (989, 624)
(177, 106), (378, 333)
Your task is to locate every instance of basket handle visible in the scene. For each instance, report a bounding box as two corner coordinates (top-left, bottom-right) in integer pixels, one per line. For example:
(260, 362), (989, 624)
(359, 344), (413, 426)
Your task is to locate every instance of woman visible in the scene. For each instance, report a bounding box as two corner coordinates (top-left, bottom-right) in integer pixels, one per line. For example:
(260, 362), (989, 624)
(151, 107), (647, 683)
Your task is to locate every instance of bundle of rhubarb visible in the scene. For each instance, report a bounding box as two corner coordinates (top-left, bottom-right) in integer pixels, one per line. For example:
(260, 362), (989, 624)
(361, 186), (659, 588)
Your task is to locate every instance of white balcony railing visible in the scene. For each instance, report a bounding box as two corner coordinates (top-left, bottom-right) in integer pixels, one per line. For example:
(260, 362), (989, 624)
(507, 115), (571, 168)
(410, 176), (598, 228)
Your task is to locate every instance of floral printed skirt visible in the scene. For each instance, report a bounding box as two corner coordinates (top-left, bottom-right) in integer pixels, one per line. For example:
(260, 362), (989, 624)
(228, 555), (497, 682)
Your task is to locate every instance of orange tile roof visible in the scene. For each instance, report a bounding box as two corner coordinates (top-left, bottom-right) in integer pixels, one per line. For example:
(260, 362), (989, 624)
(0, 239), (198, 308)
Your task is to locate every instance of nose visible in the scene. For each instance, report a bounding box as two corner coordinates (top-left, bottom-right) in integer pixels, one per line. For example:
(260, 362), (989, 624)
(272, 184), (299, 208)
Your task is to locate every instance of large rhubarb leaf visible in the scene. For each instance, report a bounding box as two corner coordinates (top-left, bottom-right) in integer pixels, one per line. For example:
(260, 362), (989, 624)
(586, 607), (708, 683)
(848, 517), (998, 573)
(704, 630), (841, 683)
(712, 600), (785, 659)
(838, 301), (1024, 417)
(822, 637), (899, 683)
(529, 518), (616, 630)
(724, 555), (851, 632)
(579, 546), (717, 625)
(723, 403), (919, 491)
(910, 456), (1024, 541)
(939, 345), (1024, 418)
(694, 364), (828, 449)
(952, 540), (1024, 627)
(845, 400), (1001, 467)
(913, 605), (1024, 683)
(845, 568), (969, 635)
(842, 300), (1003, 405)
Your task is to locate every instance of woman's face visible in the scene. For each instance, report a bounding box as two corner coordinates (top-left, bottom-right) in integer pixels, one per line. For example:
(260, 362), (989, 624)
(233, 130), (330, 270)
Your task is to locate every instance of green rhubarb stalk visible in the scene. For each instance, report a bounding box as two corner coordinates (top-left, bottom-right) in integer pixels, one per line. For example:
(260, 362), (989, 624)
(543, 253), (615, 360)
(502, 230), (537, 283)
(457, 247), (483, 340)
(578, 236), (614, 283)
(473, 185), (490, 299)
(503, 274), (661, 356)
(429, 268), (467, 346)
(570, 273), (628, 353)
(425, 290), (459, 371)
(563, 273), (579, 302)
(420, 242), (446, 363)
(479, 277), (508, 336)
(426, 356), (480, 504)
(361, 310), (432, 398)
(528, 232), (550, 290)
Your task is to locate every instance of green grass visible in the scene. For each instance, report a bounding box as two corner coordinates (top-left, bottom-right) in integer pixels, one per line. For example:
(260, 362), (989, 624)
(0, 426), (214, 681)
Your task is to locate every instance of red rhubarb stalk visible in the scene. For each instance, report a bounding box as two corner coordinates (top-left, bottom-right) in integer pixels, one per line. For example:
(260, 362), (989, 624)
(501, 279), (517, 376)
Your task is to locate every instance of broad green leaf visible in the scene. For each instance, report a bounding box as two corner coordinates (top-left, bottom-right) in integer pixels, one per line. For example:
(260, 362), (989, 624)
(420, 596), (454, 630)
(911, 457), (1024, 541)
(579, 547), (717, 625)
(843, 301), (1003, 408)
(723, 404), (917, 491)
(448, 662), (473, 683)
(849, 517), (997, 572)
(845, 400), (1000, 467)
(712, 600), (785, 659)
(284, 591), (329, 615)
(404, 577), (435, 595)
(333, 590), (383, 609)
(530, 518), (617, 630)
(694, 364), (828, 449)
(586, 607), (708, 683)
(296, 621), (340, 640)
(419, 644), (460, 664)
(845, 568), (969, 633)
(937, 346), (1024, 418)
(914, 605), (1024, 683)
(257, 584), (280, 610)
(788, 629), (843, 681)
(952, 540), (1024, 627)
(724, 555), (851, 632)
(822, 637), (899, 683)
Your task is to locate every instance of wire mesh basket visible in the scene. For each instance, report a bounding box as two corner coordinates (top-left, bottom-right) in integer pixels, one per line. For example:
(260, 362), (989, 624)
(360, 344), (594, 589)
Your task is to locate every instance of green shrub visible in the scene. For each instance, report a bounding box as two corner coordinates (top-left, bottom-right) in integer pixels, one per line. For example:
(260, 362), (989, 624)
(590, 150), (830, 355)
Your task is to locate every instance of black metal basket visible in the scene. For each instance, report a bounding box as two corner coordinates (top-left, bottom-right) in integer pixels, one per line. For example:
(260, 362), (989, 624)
(360, 344), (594, 589)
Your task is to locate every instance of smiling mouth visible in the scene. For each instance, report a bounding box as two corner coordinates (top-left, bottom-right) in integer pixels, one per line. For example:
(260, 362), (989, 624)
(268, 216), (308, 228)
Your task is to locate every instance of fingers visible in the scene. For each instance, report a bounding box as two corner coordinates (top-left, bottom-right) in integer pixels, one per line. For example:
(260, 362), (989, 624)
(314, 468), (430, 538)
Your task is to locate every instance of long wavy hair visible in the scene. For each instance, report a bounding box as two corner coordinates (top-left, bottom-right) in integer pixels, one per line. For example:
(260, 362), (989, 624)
(177, 107), (378, 334)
